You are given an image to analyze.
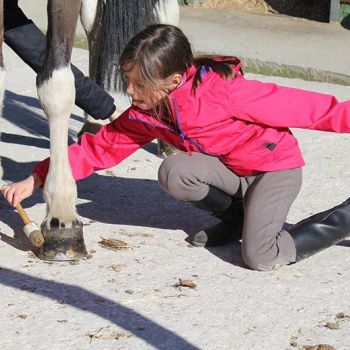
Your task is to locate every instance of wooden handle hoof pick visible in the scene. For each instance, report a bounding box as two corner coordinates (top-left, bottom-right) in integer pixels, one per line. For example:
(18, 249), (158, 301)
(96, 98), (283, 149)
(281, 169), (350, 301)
(15, 203), (45, 247)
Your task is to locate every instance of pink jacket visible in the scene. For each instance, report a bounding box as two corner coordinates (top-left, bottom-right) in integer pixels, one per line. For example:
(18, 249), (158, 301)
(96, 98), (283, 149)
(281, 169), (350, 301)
(35, 62), (350, 181)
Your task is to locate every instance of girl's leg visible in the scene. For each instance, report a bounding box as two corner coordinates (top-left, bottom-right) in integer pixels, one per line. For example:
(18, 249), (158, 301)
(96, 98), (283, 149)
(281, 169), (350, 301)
(158, 152), (245, 246)
(241, 168), (302, 271)
(158, 152), (241, 201)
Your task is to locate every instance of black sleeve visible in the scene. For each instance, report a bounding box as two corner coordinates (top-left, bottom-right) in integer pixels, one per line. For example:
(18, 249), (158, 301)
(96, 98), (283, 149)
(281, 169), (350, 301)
(3, 1), (116, 120)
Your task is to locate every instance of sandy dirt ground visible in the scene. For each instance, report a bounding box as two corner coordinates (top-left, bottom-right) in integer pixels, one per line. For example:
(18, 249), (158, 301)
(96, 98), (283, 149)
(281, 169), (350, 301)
(1, 43), (350, 349)
(193, 0), (272, 13)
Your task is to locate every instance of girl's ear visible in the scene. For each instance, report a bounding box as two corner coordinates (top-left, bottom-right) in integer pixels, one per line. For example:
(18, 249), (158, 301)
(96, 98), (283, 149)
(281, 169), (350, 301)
(168, 73), (183, 90)
(172, 73), (183, 86)
(166, 73), (182, 92)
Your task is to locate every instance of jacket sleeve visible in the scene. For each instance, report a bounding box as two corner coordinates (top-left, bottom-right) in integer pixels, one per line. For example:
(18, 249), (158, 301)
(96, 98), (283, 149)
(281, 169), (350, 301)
(34, 110), (156, 183)
(226, 76), (350, 132)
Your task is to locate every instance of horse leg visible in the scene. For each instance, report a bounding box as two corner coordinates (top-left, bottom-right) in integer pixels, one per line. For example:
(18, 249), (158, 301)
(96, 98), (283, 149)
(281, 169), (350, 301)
(36, 0), (87, 261)
(154, 0), (180, 25)
(154, 0), (180, 158)
(0, 0), (5, 180)
(77, 0), (111, 137)
(79, 0), (131, 137)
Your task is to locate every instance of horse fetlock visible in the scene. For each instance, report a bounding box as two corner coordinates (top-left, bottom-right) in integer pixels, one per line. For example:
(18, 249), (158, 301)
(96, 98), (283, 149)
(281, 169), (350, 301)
(43, 184), (77, 220)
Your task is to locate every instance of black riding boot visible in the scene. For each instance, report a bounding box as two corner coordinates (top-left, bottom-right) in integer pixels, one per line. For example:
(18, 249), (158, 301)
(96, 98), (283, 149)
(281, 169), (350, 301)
(189, 186), (244, 247)
(289, 197), (350, 262)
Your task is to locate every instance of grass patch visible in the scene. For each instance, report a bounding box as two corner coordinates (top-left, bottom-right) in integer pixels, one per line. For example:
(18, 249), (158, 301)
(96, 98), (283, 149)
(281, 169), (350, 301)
(243, 58), (350, 85)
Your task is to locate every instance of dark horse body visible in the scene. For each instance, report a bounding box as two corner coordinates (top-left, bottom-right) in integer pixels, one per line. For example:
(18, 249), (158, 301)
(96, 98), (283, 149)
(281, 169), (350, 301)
(0, 0), (179, 260)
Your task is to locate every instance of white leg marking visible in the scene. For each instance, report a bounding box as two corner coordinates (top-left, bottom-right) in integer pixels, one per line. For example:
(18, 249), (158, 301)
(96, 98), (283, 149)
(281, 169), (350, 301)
(155, 0), (180, 25)
(80, 0), (99, 34)
(37, 67), (77, 226)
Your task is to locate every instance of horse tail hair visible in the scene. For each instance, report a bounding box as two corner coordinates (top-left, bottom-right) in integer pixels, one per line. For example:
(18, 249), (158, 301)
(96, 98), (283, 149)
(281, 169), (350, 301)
(95, 0), (161, 92)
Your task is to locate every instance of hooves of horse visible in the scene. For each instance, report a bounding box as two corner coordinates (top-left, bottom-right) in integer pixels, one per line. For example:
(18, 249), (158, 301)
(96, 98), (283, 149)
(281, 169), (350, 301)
(0, 0), (179, 261)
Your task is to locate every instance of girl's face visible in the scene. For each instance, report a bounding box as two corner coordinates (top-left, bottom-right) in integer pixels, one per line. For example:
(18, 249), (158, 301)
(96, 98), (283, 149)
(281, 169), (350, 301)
(122, 62), (182, 110)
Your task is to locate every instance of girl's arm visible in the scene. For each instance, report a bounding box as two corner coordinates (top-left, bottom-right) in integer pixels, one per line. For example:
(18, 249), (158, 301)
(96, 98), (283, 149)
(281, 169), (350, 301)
(1, 110), (154, 207)
(35, 110), (156, 184)
(226, 76), (350, 132)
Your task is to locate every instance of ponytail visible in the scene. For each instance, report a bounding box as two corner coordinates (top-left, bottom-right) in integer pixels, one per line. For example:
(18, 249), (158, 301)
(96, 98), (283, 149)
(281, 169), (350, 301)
(191, 55), (243, 93)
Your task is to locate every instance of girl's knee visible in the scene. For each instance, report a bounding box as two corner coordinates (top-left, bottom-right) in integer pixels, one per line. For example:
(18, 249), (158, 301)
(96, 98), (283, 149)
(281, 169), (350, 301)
(242, 246), (279, 271)
(158, 153), (208, 200)
(158, 154), (186, 192)
(158, 154), (183, 190)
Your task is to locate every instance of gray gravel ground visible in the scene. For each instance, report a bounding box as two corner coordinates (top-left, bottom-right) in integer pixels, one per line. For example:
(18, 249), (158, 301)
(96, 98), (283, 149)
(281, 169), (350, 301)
(1, 36), (350, 350)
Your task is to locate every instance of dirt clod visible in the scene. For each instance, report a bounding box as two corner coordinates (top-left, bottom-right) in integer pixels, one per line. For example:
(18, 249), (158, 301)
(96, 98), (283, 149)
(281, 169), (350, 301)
(110, 264), (125, 272)
(302, 345), (335, 350)
(174, 279), (197, 289)
(325, 322), (340, 330)
(336, 312), (349, 319)
(17, 314), (28, 319)
(86, 327), (132, 343)
(98, 237), (129, 251)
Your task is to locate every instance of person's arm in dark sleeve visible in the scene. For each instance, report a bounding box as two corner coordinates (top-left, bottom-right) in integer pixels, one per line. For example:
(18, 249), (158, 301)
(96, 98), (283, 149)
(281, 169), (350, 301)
(3, 1), (116, 120)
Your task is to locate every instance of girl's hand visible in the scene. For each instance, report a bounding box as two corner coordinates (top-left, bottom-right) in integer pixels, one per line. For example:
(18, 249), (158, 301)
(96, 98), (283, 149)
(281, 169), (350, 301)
(1, 173), (43, 207)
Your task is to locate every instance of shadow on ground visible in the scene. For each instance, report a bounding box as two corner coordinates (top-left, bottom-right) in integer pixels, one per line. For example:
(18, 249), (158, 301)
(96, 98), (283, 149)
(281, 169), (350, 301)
(0, 267), (200, 350)
(3, 90), (82, 144)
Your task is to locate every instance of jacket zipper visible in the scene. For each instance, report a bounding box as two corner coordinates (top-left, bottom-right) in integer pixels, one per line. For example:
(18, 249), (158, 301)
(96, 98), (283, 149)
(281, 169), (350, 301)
(172, 98), (220, 157)
(129, 105), (219, 157)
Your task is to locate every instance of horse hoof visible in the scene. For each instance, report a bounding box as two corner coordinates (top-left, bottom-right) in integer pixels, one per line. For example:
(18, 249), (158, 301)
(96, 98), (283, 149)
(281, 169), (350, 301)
(37, 219), (88, 261)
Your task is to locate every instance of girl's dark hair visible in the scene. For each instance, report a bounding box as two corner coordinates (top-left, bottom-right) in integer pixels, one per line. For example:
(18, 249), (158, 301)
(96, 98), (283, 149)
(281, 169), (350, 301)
(120, 24), (242, 94)
(191, 55), (242, 92)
